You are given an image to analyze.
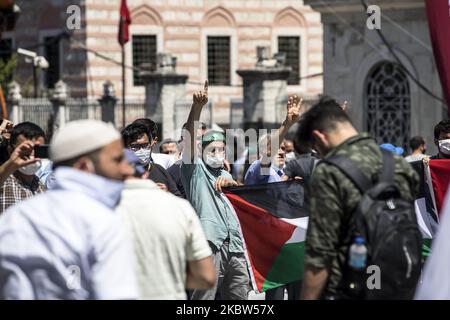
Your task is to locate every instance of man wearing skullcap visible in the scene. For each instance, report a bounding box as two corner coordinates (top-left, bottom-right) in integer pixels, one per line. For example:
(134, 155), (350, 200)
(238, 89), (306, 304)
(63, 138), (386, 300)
(0, 120), (138, 299)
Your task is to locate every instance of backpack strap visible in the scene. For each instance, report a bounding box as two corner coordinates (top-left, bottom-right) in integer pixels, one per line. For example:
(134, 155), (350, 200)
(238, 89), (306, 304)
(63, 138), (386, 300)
(323, 156), (372, 193)
(309, 157), (316, 174)
(380, 149), (395, 184)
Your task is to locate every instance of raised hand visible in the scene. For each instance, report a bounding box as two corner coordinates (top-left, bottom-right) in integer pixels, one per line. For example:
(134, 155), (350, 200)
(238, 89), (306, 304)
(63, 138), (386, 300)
(192, 80), (209, 109)
(8, 141), (40, 170)
(0, 119), (13, 135)
(284, 95), (305, 126)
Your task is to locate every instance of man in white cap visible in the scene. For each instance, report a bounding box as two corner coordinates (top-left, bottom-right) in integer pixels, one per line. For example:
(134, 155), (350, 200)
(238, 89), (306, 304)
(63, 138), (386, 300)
(0, 120), (138, 299)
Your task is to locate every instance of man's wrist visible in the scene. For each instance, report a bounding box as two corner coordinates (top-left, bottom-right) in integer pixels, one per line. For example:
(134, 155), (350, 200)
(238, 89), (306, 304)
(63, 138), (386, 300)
(192, 103), (206, 109)
(282, 119), (293, 128)
(3, 159), (18, 174)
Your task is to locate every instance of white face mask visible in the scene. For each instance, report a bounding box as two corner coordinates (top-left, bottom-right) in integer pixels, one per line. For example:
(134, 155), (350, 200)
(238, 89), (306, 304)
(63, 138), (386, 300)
(439, 139), (450, 155)
(205, 154), (225, 169)
(285, 152), (296, 163)
(134, 148), (151, 165)
(18, 160), (42, 176)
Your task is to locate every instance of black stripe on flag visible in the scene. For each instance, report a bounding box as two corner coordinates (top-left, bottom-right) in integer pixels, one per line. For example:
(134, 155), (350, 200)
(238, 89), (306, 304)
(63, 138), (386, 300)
(224, 180), (308, 219)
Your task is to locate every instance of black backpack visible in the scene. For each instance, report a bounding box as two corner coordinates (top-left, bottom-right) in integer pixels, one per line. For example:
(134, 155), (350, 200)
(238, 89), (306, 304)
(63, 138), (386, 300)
(324, 149), (422, 300)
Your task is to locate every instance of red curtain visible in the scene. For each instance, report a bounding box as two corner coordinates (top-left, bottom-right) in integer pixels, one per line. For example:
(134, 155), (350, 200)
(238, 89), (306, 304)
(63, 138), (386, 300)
(425, 0), (450, 113)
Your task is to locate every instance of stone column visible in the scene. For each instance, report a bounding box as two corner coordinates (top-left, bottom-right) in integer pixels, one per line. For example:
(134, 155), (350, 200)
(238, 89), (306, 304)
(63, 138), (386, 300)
(49, 80), (68, 139)
(236, 67), (291, 131)
(7, 81), (22, 123)
(98, 81), (117, 125)
(141, 72), (188, 140)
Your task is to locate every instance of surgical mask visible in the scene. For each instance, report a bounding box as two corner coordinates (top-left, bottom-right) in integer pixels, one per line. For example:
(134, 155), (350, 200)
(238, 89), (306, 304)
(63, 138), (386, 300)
(18, 160), (42, 176)
(205, 154), (225, 168)
(285, 152), (296, 163)
(439, 139), (450, 155)
(134, 148), (151, 165)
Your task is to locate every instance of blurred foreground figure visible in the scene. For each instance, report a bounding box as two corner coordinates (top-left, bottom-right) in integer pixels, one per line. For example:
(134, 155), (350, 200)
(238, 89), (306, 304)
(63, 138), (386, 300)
(416, 192), (450, 300)
(117, 150), (215, 299)
(0, 120), (138, 299)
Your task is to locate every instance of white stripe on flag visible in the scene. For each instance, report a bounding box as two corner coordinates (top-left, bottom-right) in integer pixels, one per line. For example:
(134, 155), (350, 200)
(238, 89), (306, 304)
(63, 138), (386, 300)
(415, 197), (433, 239)
(281, 217), (308, 244)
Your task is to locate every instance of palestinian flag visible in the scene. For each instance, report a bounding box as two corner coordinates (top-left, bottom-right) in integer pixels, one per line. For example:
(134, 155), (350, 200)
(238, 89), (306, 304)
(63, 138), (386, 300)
(223, 181), (307, 293)
(410, 159), (450, 259)
(427, 159), (450, 217)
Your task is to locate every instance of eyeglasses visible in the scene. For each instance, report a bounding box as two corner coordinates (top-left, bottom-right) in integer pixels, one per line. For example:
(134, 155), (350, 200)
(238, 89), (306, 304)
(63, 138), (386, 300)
(129, 142), (151, 152)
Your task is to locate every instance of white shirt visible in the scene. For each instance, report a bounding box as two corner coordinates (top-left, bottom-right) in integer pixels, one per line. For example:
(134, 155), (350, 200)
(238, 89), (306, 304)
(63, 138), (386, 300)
(0, 168), (138, 300)
(116, 179), (212, 300)
(405, 154), (427, 163)
(416, 190), (450, 299)
(151, 153), (176, 169)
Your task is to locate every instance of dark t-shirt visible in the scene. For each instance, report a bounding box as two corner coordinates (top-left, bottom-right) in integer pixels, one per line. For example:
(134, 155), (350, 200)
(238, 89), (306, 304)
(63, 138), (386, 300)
(147, 162), (183, 197)
(284, 154), (316, 184)
(167, 160), (186, 199)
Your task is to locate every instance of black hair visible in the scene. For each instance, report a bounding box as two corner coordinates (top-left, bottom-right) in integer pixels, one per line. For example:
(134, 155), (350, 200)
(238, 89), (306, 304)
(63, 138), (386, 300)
(121, 122), (153, 147)
(132, 118), (158, 141)
(409, 136), (425, 151)
(9, 122), (45, 146)
(434, 119), (450, 140)
(294, 96), (352, 152)
(159, 139), (177, 153)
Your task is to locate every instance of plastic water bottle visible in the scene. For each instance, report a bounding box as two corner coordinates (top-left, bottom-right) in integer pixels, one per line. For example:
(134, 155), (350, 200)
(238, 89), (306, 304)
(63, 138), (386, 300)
(349, 236), (367, 270)
(344, 236), (367, 299)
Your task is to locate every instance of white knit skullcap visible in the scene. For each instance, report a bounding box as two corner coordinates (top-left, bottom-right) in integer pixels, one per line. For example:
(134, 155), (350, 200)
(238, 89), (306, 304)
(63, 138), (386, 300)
(50, 120), (121, 162)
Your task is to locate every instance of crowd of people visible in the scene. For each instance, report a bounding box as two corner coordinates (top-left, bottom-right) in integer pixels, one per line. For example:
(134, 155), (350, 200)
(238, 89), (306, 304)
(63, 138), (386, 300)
(0, 79), (448, 300)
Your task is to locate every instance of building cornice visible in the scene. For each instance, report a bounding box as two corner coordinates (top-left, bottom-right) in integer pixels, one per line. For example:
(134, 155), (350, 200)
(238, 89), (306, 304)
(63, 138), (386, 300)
(304, 0), (425, 13)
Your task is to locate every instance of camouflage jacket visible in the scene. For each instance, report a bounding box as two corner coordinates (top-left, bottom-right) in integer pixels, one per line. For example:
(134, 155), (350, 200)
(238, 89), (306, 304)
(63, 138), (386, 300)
(304, 133), (420, 296)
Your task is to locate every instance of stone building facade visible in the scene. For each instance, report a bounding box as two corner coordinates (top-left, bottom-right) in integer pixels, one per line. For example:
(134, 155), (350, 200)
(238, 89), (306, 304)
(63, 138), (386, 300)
(2, 0), (323, 125)
(306, 0), (445, 154)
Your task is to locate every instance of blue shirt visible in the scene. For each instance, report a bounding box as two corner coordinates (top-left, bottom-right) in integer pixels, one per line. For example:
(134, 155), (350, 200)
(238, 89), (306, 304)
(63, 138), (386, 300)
(181, 158), (244, 253)
(35, 159), (55, 189)
(244, 159), (284, 185)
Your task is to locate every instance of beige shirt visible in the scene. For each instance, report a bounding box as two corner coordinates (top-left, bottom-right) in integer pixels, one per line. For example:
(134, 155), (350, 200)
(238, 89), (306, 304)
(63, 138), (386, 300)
(116, 179), (211, 300)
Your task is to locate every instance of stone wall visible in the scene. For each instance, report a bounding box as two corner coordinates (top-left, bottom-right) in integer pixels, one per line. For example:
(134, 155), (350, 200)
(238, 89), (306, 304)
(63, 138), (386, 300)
(306, 0), (445, 154)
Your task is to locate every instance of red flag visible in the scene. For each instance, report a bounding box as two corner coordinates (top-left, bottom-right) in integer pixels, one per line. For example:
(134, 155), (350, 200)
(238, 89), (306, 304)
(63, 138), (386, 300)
(428, 160), (450, 217)
(118, 0), (131, 46)
(425, 0), (450, 113)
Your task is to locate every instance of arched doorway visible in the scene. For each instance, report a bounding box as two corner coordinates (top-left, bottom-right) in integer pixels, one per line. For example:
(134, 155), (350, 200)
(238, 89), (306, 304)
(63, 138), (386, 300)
(365, 61), (411, 149)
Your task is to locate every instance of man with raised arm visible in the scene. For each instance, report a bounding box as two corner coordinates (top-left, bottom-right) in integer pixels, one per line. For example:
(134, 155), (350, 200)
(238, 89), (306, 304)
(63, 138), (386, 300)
(181, 81), (249, 300)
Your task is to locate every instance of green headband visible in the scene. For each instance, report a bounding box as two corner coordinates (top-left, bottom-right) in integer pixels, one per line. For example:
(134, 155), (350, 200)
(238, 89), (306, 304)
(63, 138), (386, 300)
(201, 131), (225, 145)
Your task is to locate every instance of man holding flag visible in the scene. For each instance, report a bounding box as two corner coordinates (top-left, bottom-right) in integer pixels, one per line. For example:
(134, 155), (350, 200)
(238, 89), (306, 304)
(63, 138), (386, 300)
(181, 81), (249, 300)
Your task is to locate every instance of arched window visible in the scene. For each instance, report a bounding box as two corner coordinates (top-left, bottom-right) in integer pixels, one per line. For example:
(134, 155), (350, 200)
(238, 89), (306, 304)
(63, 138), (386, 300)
(365, 61), (411, 149)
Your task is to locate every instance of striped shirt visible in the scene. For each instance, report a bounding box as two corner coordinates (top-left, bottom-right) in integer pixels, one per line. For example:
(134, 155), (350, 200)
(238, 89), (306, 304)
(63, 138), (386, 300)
(0, 173), (45, 214)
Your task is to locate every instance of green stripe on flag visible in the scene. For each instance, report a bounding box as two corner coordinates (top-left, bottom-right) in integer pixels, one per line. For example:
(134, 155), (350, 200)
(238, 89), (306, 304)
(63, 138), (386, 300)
(262, 242), (305, 292)
(422, 238), (432, 259)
